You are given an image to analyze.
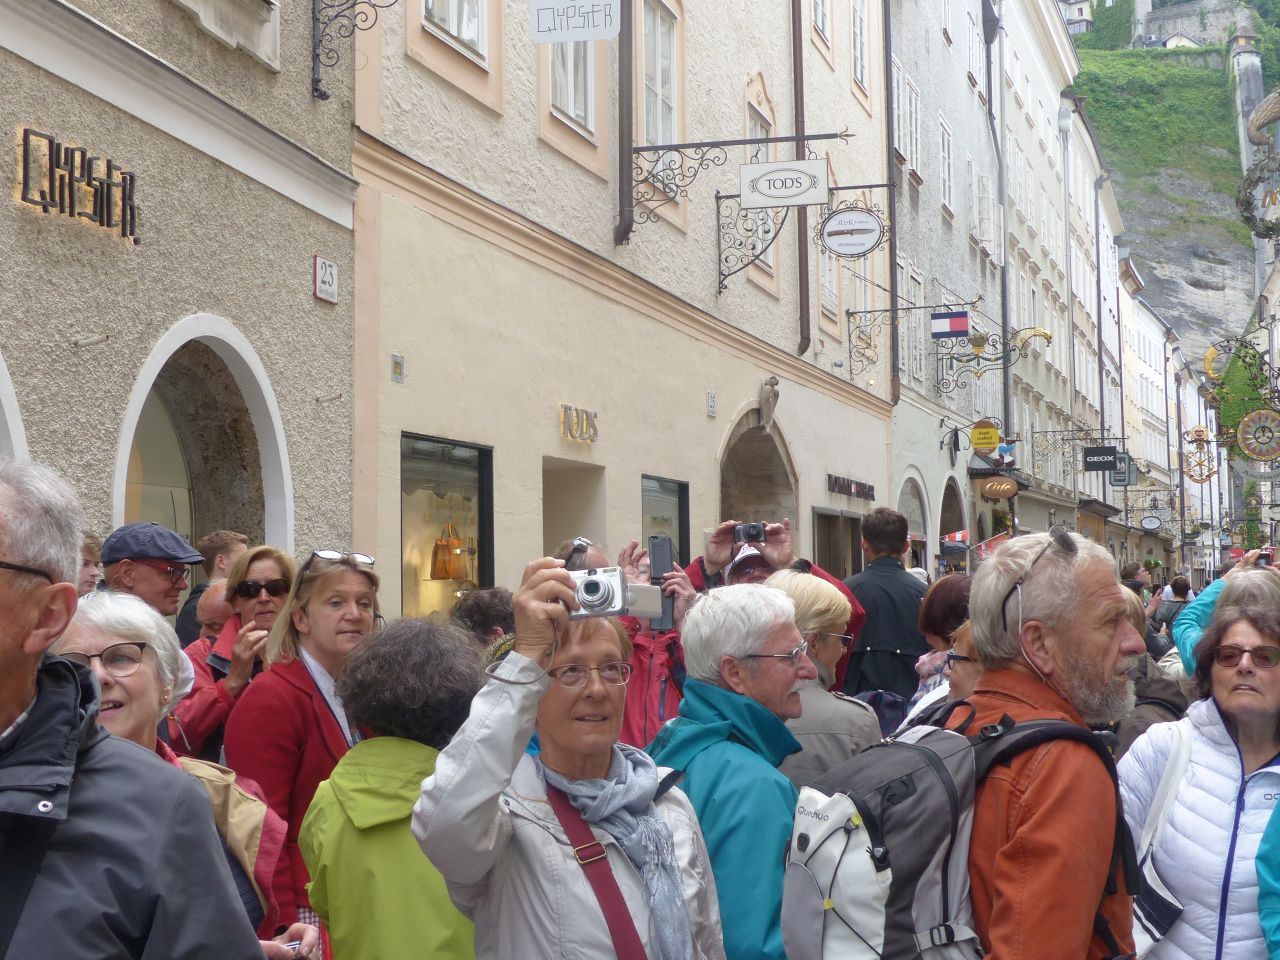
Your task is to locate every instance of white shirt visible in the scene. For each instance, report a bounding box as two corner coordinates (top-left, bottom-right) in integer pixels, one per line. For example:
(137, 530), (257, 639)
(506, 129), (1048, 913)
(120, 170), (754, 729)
(1162, 584), (1196, 602)
(299, 647), (359, 747)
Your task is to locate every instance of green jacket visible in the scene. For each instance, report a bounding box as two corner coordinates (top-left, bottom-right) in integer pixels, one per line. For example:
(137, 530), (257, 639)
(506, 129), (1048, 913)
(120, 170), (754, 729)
(299, 737), (474, 960)
(648, 679), (801, 960)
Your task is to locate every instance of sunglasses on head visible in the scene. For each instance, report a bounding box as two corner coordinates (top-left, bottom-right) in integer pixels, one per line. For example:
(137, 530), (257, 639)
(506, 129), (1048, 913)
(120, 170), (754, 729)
(234, 578), (291, 600)
(999, 525), (1077, 636)
(297, 549), (376, 579)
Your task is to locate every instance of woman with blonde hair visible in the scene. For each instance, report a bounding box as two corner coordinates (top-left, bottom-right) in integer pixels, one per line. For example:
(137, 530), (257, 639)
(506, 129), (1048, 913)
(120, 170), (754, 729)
(225, 550), (380, 935)
(766, 569), (880, 786)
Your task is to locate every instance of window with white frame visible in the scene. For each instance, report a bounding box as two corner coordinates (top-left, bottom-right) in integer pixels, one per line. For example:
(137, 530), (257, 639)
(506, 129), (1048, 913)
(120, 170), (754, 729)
(820, 243), (838, 313)
(424, 0), (485, 59)
(893, 62), (920, 171)
(748, 106), (775, 270)
(940, 116), (954, 210)
(551, 42), (593, 133)
(906, 77), (921, 172)
(941, 0), (951, 39)
(910, 271), (926, 379)
(644, 0), (677, 148)
(851, 0), (867, 88)
(814, 0), (830, 41)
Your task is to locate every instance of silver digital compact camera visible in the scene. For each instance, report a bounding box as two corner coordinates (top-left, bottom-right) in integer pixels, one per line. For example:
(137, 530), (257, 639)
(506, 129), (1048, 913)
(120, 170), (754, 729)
(567, 567), (664, 621)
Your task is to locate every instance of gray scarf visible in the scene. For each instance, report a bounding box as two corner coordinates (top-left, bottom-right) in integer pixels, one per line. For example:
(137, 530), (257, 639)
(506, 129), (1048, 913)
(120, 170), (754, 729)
(539, 744), (693, 960)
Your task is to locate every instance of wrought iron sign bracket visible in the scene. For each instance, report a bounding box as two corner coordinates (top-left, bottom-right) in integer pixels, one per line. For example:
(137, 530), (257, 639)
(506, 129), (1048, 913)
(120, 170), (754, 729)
(632, 130), (849, 228)
(933, 326), (1051, 397)
(1029, 427), (1125, 465)
(937, 415), (1004, 452)
(313, 0), (399, 100)
(845, 298), (977, 379)
(716, 190), (790, 292)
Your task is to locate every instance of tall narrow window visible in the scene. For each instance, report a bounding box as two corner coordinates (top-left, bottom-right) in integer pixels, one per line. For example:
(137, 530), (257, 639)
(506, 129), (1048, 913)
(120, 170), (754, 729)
(748, 105), (775, 270)
(551, 41), (593, 133)
(814, 0), (830, 41)
(820, 242), (838, 313)
(644, 0), (677, 148)
(423, 0), (485, 59)
(851, 0), (867, 88)
(940, 116), (954, 210)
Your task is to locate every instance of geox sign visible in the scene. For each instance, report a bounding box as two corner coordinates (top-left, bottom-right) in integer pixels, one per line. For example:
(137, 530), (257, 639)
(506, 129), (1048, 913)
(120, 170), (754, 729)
(1082, 445), (1118, 472)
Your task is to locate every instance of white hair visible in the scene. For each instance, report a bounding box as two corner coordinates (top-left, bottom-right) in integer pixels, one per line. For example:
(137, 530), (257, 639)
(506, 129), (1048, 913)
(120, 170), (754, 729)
(64, 591), (191, 721)
(681, 583), (796, 683)
(969, 531), (1114, 667)
(0, 460), (83, 585)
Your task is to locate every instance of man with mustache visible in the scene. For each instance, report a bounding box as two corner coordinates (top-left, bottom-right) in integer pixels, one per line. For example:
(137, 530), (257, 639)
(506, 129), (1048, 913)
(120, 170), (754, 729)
(957, 529), (1145, 959)
(648, 584), (817, 960)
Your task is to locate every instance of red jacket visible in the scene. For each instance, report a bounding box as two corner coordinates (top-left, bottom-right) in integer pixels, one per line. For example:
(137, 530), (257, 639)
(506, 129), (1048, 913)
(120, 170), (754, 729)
(684, 556), (867, 690)
(168, 616), (254, 759)
(618, 617), (684, 748)
(223, 657), (350, 928)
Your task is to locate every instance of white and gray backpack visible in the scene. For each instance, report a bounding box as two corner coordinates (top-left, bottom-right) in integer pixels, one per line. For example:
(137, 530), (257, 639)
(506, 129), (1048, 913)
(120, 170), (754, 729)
(781, 705), (1134, 960)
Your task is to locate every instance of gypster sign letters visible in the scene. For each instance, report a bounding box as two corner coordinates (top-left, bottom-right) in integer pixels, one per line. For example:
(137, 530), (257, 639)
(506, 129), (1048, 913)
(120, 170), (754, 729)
(740, 159), (828, 209)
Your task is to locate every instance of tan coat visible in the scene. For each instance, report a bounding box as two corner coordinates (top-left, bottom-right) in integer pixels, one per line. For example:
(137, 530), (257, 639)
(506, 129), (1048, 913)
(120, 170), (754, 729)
(780, 679), (882, 786)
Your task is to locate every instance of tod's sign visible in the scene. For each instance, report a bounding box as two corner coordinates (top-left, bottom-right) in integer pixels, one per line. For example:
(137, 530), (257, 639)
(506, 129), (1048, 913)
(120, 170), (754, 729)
(740, 159), (828, 209)
(559, 404), (598, 443)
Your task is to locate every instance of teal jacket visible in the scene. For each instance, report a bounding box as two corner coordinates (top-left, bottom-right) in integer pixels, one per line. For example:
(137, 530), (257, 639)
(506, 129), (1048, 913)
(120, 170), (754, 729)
(647, 679), (801, 960)
(299, 737), (474, 960)
(1171, 577), (1226, 672)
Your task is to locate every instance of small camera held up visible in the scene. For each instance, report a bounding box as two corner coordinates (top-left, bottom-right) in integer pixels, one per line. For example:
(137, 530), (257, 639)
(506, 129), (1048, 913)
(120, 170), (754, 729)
(733, 522), (766, 544)
(567, 567), (665, 621)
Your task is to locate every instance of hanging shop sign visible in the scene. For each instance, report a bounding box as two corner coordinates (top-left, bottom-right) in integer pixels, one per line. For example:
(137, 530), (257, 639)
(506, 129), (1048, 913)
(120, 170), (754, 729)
(19, 128), (139, 244)
(827, 474), (875, 501)
(1140, 515), (1163, 532)
(740, 159), (828, 209)
(559, 404), (598, 443)
(529, 0), (619, 42)
(981, 477), (1018, 500)
(1109, 452), (1135, 487)
(819, 205), (884, 258)
(1082, 445), (1118, 472)
(1238, 408), (1280, 461)
(970, 420), (1001, 455)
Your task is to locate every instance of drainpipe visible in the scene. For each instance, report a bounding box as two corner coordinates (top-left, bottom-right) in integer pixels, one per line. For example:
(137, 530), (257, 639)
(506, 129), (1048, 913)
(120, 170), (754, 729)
(791, 0), (810, 356)
(1094, 172), (1109, 504)
(884, 0), (900, 403)
(614, 0), (634, 246)
(1059, 101), (1078, 519)
(1116, 275), (1128, 525)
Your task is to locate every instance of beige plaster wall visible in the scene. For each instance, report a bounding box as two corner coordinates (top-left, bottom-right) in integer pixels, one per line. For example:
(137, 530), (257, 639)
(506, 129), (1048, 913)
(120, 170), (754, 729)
(372, 191), (888, 612)
(70, 0), (353, 171)
(2, 52), (354, 553)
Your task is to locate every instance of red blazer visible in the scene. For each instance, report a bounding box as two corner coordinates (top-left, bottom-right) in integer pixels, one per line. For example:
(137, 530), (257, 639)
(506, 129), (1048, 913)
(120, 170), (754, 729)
(223, 657), (349, 928)
(168, 617), (247, 758)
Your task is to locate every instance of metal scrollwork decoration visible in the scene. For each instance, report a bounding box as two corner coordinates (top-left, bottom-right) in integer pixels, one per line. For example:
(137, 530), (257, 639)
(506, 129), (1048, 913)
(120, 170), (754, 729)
(1238, 153), (1280, 240)
(313, 0), (399, 100)
(844, 311), (888, 376)
(633, 147), (729, 224)
(715, 191), (790, 291)
(1183, 424), (1218, 484)
(933, 327), (1052, 397)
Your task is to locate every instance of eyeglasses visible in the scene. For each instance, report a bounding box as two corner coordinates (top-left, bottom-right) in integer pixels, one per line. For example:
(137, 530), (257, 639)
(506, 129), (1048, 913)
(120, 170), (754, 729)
(741, 641), (811, 667)
(546, 661), (633, 688)
(999, 525), (1077, 636)
(0, 559), (53, 583)
(129, 558), (189, 583)
(944, 651), (974, 668)
(1213, 644), (1280, 669)
(823, 633), (855, 649)
(298, 549), (376, 579)
(60, 641), (149, 678)
(234, 578), (291, 600)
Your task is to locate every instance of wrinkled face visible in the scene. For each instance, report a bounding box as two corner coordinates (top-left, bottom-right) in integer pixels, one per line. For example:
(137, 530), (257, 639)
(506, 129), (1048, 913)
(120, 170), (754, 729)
(197, 586), (234, 639)
(232, 558), (288, 633)
(293, 570), (377, 670)
(56, 623), (168, 749)
(1045, 561), (1144, 725)
(124, 559), (188, 616)
(727, 620), (818, 719)
(536, 620), (628, 762)
(1211, 621), (1280, 726)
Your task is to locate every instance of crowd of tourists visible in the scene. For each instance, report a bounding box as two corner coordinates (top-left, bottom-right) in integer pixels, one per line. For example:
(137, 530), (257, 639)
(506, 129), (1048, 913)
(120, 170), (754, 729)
(7, 456), (1280, 959)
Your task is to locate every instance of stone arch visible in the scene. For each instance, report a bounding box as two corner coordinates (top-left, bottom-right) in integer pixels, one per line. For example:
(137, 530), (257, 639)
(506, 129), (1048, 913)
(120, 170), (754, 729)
(718, 406), (797, 527)
(112, 314), (293, 550)
(0, 351), (28, 460)
(897, 475), (929, 569)
(940, 477), (967, 536)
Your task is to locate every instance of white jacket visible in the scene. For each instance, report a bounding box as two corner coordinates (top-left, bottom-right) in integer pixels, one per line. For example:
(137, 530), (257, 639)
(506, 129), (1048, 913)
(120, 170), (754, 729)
(412, 652), (726, 960)
(1118, 698), (1280, 960)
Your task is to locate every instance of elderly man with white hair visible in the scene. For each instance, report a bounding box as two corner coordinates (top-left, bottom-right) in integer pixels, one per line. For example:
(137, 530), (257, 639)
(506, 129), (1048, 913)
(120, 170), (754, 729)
(0, 460), (265, 959)
(954, 526), (1144, 960)
(648, 583), (817, 960)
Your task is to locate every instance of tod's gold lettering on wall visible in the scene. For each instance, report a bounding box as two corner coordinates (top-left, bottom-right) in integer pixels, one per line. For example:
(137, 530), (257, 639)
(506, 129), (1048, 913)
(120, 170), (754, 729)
(559, 404), (598, 443)
(19, 128), (140, 244)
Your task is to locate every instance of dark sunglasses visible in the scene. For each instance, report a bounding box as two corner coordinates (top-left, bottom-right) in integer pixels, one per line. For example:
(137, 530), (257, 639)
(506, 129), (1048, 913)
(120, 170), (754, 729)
(235, 578), (291, 600)
(999, 525), (1077, 636)
(1214, 644), (1280, 669)
(297, 549), (376, 579)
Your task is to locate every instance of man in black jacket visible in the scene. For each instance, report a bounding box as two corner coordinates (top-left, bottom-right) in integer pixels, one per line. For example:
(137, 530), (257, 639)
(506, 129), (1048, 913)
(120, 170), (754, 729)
(0, 461), (263, 959)
(842, 507), (929, 699)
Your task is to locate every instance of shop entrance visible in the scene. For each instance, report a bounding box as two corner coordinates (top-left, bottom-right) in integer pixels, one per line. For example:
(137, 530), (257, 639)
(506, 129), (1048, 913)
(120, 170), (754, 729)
(543, 457), (606, 556)
(720, 411), (796, 529)
(812, 509), (862, 580)
(897, 478), (928, 570)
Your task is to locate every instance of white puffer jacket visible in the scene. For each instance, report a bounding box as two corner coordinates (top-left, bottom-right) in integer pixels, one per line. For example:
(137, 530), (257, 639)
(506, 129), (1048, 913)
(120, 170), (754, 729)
(412, 652), (726, 960)
(1118, 698), (1280, 960)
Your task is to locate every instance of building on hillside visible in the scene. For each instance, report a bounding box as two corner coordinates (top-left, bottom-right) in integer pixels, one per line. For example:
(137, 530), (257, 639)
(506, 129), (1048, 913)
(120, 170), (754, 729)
(352, 0), (894, 616)
(1056, 0), (1094, 36)
(887, 0), (1004, 577)
(0, 0), (356, 566)
(1163, 32), (1202, 49)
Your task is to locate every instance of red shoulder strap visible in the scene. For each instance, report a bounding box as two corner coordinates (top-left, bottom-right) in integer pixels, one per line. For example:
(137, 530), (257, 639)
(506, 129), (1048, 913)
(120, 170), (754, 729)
(544, 784), (648, 960)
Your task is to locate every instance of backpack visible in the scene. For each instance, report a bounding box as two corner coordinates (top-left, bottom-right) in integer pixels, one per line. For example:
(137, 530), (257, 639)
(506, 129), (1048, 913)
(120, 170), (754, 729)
(780, 703), (1135, 960)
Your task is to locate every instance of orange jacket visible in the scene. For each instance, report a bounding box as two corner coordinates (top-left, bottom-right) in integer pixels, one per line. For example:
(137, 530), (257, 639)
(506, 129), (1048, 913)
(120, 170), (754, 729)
(951, 668), (1134, 960)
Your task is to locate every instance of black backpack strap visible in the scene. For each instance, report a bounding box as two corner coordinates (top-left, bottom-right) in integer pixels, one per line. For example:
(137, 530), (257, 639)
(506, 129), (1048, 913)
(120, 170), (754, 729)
(655, 769), (685, 802)
(0, 815), (56, 956)
(908, 697), (978, 733)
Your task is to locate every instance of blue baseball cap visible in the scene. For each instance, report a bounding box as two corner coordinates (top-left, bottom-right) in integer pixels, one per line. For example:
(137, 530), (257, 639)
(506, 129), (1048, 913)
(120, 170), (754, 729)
(100, 522), (203, 566)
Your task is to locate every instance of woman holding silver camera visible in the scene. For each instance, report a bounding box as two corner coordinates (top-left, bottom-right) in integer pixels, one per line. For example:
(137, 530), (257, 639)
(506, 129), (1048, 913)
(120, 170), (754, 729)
(412, 556), (725, 960)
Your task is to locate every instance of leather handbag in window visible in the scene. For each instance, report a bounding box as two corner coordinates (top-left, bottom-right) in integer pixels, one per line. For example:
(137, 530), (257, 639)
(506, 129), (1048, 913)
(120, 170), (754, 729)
(430, 523), (468, 580)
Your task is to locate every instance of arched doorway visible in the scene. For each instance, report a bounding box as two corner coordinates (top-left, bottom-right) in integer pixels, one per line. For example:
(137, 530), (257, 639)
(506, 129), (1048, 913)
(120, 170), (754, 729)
(896, 478), (928, 569)
(0, 351), (28, 460)
(939, 479), (968, 574)
(114, 315), (292, 550)
(719, 409), (796, 529)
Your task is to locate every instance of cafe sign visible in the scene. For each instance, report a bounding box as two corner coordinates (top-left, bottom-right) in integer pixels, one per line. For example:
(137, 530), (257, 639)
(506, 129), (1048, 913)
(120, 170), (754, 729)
(740, 159), (828, 209)
(981, 477), (1018, 500)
